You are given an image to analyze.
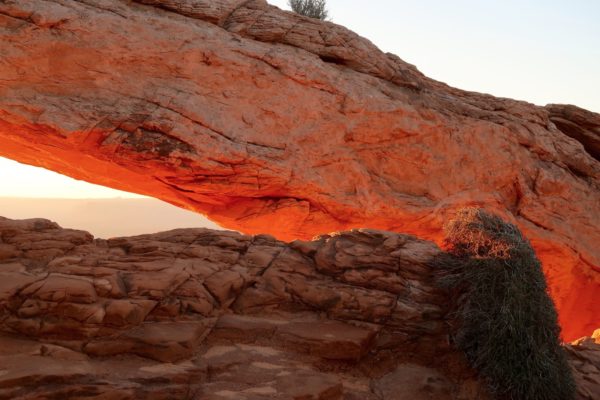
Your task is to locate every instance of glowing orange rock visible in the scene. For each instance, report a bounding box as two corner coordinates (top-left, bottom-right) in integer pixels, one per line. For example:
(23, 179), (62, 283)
(0, 0), (598, 340)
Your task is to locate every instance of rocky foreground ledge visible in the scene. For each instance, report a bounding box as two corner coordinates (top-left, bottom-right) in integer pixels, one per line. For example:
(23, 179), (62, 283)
(0, 217), (598, 399)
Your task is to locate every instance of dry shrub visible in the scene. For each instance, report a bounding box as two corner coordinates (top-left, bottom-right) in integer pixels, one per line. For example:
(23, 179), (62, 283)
(288, 0), (329, 20)
(441, 208), (575, 400)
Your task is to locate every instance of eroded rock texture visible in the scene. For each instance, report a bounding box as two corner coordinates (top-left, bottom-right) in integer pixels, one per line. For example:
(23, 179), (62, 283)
(0, 0), (598, 340)
(569, 331), (600, 400)
(0, 217), (598, 399)
(0, 216), (467, 399)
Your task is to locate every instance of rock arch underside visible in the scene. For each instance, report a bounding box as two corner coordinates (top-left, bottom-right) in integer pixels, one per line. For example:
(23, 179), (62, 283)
(0, 1), (599, 398)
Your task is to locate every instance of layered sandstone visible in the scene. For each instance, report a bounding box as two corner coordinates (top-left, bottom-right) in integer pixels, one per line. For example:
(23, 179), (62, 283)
(0, 217), (599, 399)
(0, 216), (471, 399)
(0, 0), (598, 340)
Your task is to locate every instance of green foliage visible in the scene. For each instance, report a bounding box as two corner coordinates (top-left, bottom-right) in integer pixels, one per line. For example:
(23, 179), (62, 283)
(441, 208), (575, 400)
(288, 0), (329, 20)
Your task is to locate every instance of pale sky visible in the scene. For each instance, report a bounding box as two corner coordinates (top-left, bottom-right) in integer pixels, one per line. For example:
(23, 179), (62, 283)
(1, 0), (598, 198)
(0, 158), (145, 198)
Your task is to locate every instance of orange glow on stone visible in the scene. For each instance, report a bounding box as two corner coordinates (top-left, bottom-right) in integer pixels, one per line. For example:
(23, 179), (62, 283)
(0, 120), (597, 341)
(1, 0), (597, 342)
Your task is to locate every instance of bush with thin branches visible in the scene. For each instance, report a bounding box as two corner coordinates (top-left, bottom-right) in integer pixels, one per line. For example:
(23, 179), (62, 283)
(288, 0), (329, 20)
(440, 208), (575, 400)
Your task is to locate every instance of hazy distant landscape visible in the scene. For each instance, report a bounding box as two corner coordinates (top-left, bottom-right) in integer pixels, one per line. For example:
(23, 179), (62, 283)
(0, 197), (222, 239)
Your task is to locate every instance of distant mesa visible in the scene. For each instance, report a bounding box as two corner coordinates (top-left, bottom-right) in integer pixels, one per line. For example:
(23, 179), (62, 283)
(0, 197), (221, 239)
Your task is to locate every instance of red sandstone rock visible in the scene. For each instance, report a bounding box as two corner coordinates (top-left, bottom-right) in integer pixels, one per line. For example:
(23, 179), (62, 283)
(546, 104), (600, 161)
(0, 216), (454, 398)
(0, 0), (598, 341)
(0, 218), (600, 400)
(0, 216), (598, 399)
(373, 364), (456, 400)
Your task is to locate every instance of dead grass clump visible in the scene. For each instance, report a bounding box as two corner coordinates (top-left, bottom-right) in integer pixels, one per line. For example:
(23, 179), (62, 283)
(440, 208), (575, 400)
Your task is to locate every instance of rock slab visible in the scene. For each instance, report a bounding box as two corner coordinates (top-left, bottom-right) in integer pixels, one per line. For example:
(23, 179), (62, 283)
(0, 217), (598, 399)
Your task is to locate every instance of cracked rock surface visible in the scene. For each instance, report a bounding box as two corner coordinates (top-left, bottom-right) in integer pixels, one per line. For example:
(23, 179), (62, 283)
(0, 217), (599, 399)
(0, 0), (598, 340)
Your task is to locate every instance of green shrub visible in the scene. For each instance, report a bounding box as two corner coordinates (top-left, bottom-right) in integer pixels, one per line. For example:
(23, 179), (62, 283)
(288, 0), (329, 20)
(441, 208), (575, 400)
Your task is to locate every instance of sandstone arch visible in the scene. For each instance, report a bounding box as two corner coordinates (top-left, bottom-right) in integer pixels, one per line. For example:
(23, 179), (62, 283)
(0, 0), (598, 340)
